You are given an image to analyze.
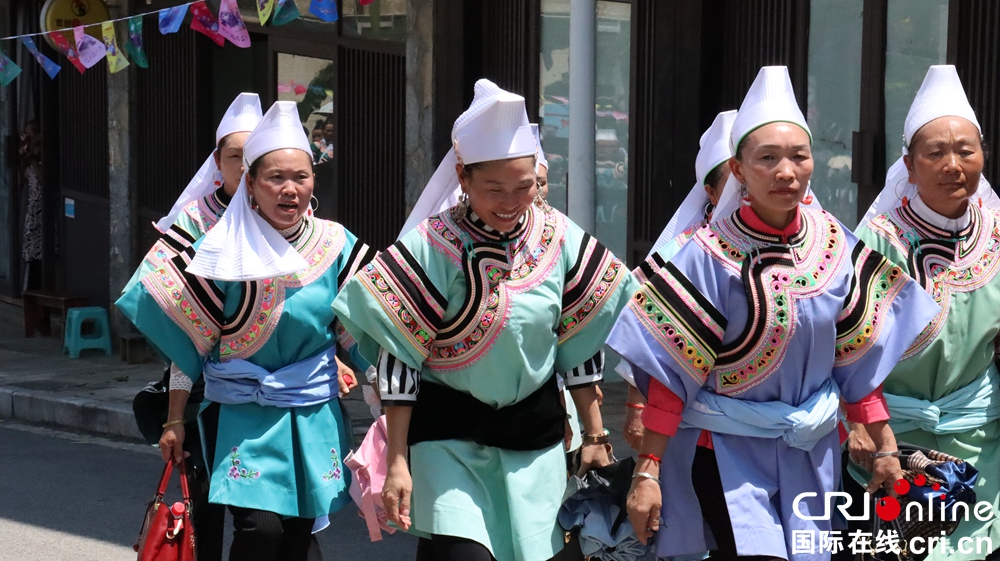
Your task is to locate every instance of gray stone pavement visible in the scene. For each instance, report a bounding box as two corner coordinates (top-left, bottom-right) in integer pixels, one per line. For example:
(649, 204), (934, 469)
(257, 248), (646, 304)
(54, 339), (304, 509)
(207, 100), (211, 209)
(0, 301), (634, 454)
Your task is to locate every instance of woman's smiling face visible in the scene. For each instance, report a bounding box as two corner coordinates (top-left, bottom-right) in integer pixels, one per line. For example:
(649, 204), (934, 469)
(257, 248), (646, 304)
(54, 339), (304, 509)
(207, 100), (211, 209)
(457, 156), (537, 232)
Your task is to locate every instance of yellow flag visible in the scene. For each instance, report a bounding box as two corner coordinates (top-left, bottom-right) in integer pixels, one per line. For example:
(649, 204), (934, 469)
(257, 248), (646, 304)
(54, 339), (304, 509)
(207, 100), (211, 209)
(102, 21), (130, 73)
(257, 0), (275, 25)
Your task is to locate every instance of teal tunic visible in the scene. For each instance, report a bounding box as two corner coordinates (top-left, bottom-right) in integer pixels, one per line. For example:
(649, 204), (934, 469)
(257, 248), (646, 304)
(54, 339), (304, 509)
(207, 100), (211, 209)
(332, 204), (638, 561)
(855, 203), (1000, 560)
(116, 217), (377, 518)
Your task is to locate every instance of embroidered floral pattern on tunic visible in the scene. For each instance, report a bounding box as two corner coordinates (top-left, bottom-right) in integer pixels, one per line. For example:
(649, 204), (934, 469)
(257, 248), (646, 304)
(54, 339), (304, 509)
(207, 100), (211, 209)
(427, 206), (566, 372)
(867, 204), (1000, 360)
(140, 228), (224, 356)
(693, 209), (849, 395)
(228, 446), (261, 480)
(220, 219), (346, 361)
(321, 447), (343, 481)
(834, 243), (908, 366)
(559, 233), (628, 344)
(631, 261), (728, 384)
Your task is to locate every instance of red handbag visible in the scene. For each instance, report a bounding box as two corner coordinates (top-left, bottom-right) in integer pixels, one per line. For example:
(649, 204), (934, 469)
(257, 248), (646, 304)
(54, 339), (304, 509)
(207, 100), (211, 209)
(133, 461), (196, 561)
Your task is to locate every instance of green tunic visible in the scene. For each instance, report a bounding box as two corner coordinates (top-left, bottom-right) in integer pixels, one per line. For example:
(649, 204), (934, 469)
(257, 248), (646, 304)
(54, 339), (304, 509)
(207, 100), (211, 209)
(856, 203), (1000, 560)
(332, 204), (638, 561)
(116, 217), (377, 518)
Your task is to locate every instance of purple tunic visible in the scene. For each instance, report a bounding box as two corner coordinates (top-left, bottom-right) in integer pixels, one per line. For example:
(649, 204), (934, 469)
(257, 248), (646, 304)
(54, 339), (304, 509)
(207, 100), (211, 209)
(607, 207), (939, 560)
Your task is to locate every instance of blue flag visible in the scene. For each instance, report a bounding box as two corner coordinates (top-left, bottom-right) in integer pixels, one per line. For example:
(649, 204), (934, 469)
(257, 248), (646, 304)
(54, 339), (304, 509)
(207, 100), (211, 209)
(159, 4), (189, 34)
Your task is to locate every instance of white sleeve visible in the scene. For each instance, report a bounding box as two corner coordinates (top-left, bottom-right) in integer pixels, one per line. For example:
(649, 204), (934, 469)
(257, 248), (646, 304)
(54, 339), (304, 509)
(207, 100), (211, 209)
(168, 363), (194, 392)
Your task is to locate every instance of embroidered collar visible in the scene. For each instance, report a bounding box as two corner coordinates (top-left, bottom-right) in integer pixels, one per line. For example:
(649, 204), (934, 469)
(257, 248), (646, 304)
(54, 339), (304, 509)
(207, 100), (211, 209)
(212, 186), (233, 209)
(279, 218), (309, 244)
(897, 202), (975, 243)
(908, 196), (972, 238)
(734, 205), (806, 246)
(462, 208), (531, 243)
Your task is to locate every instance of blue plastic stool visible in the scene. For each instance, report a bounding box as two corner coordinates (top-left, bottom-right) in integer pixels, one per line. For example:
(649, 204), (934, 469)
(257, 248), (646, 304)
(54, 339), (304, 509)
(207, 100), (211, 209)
(63, 306), (113, 358)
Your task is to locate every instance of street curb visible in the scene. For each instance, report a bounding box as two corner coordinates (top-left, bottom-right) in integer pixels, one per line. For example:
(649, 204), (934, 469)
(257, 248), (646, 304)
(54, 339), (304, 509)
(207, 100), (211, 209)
(0, 386), (144, 441)
(0, 385), (375, 442)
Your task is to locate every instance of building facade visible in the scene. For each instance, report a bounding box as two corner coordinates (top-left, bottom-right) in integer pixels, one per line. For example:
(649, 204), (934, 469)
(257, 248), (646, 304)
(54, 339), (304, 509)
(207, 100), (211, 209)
(1, 0), (999, 334)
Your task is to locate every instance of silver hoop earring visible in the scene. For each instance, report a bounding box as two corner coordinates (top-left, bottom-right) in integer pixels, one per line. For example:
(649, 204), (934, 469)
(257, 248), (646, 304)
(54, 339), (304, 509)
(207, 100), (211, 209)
(457, 191), (470, 219)
(310, 195), (319, 214)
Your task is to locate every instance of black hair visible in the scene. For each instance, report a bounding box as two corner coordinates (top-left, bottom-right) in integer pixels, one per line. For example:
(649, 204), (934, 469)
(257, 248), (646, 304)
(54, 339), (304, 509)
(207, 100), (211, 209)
(248, 158), (263, 179)
(218, 133), (233, 152)
(704, 162), (727, 190)
(734, 135), (751, 161)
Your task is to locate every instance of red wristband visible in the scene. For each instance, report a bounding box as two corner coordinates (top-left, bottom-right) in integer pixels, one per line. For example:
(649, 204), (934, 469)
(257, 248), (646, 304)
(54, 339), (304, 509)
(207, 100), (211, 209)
(639, 453), (661, 464)
(626, 402), (645, 410)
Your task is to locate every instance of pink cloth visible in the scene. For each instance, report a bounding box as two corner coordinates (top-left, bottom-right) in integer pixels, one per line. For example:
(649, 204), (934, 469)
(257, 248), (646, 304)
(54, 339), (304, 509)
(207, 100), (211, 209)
(344, 415), (396, 542)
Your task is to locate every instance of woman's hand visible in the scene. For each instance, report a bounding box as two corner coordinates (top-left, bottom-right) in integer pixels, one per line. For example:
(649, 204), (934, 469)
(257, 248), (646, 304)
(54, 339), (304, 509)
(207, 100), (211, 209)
(159, 424), (186, 464)
(578, 442), (613, 476)
(846, 421), (877, 472)
(867, 456), (904, 495)
(382, 456), (413, 531)
(336, 356), (358, 396)
(627, 477), (662, 545)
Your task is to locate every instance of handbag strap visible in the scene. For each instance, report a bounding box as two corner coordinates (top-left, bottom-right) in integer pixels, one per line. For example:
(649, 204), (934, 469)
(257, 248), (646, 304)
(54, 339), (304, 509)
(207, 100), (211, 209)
(155, 460), (193, 503)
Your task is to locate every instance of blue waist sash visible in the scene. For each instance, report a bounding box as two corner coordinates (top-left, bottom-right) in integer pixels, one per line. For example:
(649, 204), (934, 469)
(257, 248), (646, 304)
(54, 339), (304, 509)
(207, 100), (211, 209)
(203, 346), (338, 408)
(885, 362), (1000, 435)
(679, 378), (841, 451)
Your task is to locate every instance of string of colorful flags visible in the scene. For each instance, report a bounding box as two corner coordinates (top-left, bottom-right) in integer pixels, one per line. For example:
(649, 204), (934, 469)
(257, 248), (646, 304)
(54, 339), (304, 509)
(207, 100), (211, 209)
(0, 0), (376, 86)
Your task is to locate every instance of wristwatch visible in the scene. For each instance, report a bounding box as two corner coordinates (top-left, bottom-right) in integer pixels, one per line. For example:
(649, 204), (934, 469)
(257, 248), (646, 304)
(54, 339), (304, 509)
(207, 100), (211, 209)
(582, 428), (610, 445)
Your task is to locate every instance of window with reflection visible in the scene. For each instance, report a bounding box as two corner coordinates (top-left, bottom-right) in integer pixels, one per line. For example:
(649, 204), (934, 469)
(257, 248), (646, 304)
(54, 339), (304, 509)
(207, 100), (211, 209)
(807, 0), (863, 227)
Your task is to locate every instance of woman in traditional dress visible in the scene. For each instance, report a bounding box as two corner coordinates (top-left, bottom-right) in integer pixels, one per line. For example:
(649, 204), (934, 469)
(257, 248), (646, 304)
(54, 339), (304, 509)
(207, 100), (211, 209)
(849, 65), (1000, 561)
(609, 66), (940, 561)
(116, 101), (376, 561)
(332, 79), (638, 561)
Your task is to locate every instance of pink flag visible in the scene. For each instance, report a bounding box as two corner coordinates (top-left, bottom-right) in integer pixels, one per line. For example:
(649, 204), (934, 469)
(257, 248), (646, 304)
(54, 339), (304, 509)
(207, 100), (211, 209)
(74, 26), (107, 69)
(190, 1), (226, 47)
(48, 32), (86, 74)
(218, 0), (251, 48)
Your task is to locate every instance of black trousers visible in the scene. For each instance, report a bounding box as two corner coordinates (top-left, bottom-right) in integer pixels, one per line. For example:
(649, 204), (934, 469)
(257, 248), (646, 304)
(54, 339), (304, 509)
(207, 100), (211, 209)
(692, 447), (786, 561)
(414, 533), (585, 561)
(228, 506), (322, 561)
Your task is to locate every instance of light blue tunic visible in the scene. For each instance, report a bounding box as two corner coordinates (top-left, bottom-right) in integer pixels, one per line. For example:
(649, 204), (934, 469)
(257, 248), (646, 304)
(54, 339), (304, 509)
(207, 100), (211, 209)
(116, 217), (376, 518)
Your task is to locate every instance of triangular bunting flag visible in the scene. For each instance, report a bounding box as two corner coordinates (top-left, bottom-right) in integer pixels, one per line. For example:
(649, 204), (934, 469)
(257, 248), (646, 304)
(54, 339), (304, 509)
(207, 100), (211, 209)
(159, 4), (188, 34)
(102, 22), (130, 73)
(272, 0), (301, 25)
(190, 1), (226, 46)
(218, 0), (251, 48)
(0, 50), (22, 87)
(256, 0), (275, 26)
(125, 17), (149, 68)
(48, 32), (87, 74)
(309, 0), (338, 22)
(74, 26), (107, 69)
(20, 37), (60, 79)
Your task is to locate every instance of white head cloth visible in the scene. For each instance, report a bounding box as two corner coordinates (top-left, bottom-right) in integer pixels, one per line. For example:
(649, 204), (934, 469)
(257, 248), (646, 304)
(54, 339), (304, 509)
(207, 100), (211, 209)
(860, 65), (999, 227)
(397, 79), (537, 239)
(713, 66), (821, 223)
(154, 93), (263, 233)
(648, 110), (737, 257)
(187, 101), (313, 281)
(531, 124), (549, 173)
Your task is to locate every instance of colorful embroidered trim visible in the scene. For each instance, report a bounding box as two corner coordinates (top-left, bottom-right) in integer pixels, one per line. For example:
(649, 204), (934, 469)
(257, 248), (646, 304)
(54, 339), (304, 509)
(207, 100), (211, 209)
(559, 233), (628, 344)
(696, 209), (848, 395)
(870, 204), (1000, 360)
(220, 219), (346, 360)
(834, 242), (908, 366)
(631, 261), (727, 385)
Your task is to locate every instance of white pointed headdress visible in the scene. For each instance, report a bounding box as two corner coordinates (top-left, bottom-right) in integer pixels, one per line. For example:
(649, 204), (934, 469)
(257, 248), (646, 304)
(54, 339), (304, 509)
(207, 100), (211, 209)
(397, 79), (537, 239)
(713, 66), (821, 223)
(186, 101), (313, 281)
(648, 110), (737, 257)
(860, 65), (999, 226)
(154, 93), (263, 233)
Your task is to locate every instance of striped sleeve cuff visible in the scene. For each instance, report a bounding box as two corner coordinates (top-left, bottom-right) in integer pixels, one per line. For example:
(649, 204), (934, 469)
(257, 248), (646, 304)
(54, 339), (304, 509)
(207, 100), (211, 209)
(563, 350), (605, 388)
(377, 348), (419, 405)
